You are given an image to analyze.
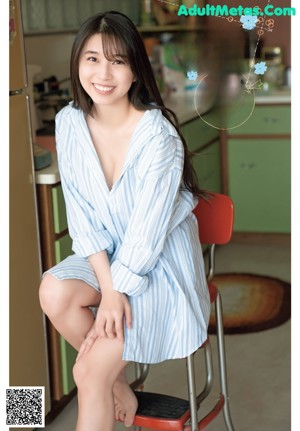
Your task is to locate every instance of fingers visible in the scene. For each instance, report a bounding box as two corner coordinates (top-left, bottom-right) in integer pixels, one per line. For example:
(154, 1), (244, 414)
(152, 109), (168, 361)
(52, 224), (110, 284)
(94, 294), (132, 342)
(114, 318), (124, 342)
(76, 331), (98, 362)
(105, 319), (117, 339)
(97, 314), (108, 338)
(124, 301), (132, 329)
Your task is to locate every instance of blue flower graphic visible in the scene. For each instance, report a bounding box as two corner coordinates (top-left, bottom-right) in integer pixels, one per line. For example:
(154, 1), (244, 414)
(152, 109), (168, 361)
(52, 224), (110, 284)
(240, 15), (258, 30)
(187, 70), (198, 81)
(254, 61), (268, 75)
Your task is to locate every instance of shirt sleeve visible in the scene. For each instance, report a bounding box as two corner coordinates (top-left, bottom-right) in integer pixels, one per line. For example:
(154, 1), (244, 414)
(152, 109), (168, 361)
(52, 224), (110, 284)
(110, 132), (184, 297)
(56, 119), (114, 257)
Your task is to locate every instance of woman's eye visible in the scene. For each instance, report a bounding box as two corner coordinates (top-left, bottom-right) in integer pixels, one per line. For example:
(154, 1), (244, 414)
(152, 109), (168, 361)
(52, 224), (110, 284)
(87, 56), (97, 62)
(112, 59), (125, 65)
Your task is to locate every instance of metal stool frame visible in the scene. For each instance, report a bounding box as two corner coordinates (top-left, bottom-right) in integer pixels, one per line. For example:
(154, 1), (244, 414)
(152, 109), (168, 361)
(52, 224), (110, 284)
(129, 192), (236, 431)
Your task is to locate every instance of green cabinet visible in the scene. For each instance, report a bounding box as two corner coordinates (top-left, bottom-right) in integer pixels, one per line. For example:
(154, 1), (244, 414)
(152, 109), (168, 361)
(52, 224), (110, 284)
(51, 184), (77, 395)
(52, 185), (68, 233)
(228, 138), (291, 232)
(37, 182), (77, 402)
(181, 115), (221, 193)
(181, 113), (220, 152)
(228, 105), (291, 136)
(192, 141), (221, 193)
(226, 105), (291, 233)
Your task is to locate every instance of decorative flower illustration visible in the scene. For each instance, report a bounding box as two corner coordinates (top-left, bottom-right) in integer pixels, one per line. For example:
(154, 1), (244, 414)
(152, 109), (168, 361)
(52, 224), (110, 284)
(187, 70), (198, 81)
(254, 61), (268, 75)
(240, 15), (258, 30)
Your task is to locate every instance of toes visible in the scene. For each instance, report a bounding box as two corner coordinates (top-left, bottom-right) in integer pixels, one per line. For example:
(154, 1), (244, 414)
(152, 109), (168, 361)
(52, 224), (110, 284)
(124, 411), (135, 427)
(115, 404), (122, 421)
(119, 411), (126, 423)
(115, 404), (126, 423)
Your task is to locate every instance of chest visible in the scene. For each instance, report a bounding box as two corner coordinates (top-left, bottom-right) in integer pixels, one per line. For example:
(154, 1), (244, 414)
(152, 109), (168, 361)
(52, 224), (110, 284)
(88, 125), (132, 190)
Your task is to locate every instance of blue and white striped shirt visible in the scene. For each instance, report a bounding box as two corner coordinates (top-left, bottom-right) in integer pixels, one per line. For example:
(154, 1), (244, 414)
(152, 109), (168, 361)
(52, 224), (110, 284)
(52, 104), (210, 363)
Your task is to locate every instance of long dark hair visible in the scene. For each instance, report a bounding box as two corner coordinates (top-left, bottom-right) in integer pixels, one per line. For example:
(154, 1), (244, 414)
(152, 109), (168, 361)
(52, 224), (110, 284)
(70, 11), (203, 197)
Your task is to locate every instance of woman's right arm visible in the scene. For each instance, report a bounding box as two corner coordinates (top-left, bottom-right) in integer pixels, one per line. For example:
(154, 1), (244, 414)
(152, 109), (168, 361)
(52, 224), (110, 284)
(89, 251), (132, 342)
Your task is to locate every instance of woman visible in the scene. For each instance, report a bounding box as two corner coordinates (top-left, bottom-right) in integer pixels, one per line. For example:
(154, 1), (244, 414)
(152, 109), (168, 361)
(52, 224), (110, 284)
(39, 11), (210, 431)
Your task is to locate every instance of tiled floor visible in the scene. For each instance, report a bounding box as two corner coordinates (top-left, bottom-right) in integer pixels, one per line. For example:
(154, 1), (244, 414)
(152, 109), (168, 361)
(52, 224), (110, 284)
(35, 235), (291, 431)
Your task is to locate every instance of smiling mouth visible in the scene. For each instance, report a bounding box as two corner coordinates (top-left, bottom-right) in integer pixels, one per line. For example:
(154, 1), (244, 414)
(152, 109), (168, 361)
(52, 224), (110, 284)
(93, 84), (114, 93)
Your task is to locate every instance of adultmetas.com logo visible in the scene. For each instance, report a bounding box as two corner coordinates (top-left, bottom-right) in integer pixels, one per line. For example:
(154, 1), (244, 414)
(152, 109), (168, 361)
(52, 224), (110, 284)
(178, 3), (296, 16)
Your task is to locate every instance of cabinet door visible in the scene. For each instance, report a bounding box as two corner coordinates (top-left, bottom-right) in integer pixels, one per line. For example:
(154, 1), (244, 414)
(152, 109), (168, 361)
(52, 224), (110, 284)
(228, 106), (291, 135)
(54, 233), (77, 394)
(181, 116), (219, 151)
(228, 138), (291, 232)
(60, 337), (78, 395)
(192, 140), (221, 193)
(52, 184), (68, 234)
(54, 234), (73, 263)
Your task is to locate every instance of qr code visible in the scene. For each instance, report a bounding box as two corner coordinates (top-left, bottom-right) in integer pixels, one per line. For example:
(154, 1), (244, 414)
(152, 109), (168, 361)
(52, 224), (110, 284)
(6, 387), (45, 428)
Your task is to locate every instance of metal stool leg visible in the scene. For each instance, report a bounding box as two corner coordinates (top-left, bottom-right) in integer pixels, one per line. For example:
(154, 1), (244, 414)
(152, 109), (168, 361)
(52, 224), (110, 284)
(197, 341), (214, 405)
(215, 293), (236, 431)
(131, 363), (150, 391)
(186, 354), (199, 431)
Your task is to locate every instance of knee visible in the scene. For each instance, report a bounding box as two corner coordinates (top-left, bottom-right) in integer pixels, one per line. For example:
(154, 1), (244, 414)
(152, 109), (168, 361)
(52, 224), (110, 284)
(73, 357), (111, 392)
(39, 274), (70, 319)
(73, 360), (87, 390)
(73, 359), (101, 391)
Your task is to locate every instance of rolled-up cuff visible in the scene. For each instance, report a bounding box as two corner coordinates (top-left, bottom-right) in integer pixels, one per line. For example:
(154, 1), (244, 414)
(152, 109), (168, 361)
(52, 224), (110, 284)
(72, 229), (113, 257)
(111, 260), (148, 297)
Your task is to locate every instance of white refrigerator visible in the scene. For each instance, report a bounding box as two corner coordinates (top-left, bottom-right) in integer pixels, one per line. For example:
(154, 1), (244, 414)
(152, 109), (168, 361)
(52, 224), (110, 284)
(9, 0), (50, 423)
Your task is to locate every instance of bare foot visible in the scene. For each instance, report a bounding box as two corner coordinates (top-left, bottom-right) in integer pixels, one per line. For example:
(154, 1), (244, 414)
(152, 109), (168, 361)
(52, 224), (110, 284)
(113, 369), (138, 427)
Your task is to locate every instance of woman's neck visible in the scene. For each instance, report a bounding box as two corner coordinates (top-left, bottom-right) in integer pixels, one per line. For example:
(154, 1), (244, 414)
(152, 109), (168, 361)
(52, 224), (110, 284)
(91, 99), (135, 130)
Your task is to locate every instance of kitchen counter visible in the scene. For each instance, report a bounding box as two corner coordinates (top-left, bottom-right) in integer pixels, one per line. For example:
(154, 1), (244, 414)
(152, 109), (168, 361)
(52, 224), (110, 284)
(255, 88), (291, 104)
(35, 88), (291, 185)
(35, 152), (60, 185)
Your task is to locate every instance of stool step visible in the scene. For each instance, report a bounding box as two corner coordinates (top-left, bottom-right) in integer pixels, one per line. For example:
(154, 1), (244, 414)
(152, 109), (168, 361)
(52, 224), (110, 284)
(135, 391), (190, 420)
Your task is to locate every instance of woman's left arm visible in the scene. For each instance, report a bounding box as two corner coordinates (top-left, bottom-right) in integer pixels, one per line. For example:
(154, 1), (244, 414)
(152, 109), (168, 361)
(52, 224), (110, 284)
(111, 133), (190, 297)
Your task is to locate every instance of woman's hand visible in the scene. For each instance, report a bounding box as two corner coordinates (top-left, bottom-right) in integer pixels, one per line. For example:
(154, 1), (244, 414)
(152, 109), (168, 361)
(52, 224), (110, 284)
(76, 321), (98, 362)
(76, 290), (132, 362)
(96, 290), (132, 342)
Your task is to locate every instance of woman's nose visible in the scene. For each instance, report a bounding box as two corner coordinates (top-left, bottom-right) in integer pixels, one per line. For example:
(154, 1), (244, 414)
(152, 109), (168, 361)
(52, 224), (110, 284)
(97, 62), (112, 80)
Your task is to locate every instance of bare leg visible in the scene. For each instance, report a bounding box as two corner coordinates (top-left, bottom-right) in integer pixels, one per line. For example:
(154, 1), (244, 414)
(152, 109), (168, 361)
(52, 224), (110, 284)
(73, 336), (130, 431)
(39, 274), (100, 350)
(39, 274), (138, 426)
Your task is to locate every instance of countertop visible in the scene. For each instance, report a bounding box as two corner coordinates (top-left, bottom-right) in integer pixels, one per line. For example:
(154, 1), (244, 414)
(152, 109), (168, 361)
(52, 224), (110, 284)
(255, 88), (292, 104)
(35, 89), (291, 185)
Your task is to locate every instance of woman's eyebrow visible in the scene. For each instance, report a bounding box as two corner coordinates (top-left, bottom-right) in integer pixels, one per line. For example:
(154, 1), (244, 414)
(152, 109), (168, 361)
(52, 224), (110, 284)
(83, 50), (99, 55)
(83, 50), (127, 58)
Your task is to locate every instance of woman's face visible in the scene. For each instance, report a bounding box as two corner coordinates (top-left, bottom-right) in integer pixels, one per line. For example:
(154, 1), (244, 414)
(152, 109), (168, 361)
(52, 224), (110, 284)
(79, 33), (135, 108)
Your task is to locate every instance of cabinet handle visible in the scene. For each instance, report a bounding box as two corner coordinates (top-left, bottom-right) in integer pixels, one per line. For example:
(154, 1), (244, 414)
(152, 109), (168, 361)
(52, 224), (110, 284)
(240, 162), (256, 169)
(263, 117), (278, 123)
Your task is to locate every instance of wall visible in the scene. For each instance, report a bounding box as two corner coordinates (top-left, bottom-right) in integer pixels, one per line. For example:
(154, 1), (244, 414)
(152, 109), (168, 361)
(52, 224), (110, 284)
(24, 33), (75, 85)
